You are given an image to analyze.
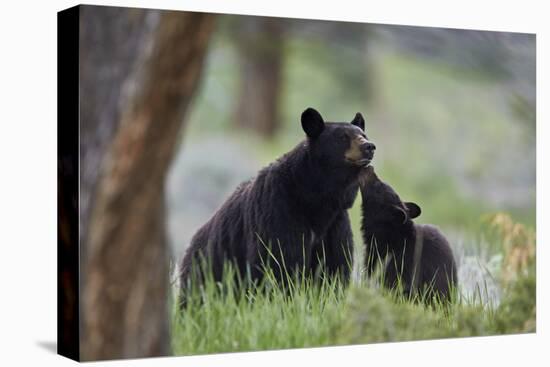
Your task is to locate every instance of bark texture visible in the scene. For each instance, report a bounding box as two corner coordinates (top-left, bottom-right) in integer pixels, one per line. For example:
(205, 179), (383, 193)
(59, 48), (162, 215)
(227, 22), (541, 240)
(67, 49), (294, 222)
(79, 7), (214, 361)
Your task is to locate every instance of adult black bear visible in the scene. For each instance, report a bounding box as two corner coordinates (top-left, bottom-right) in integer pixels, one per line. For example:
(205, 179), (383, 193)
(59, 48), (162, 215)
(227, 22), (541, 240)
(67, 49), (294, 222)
(359, 166), (457, 303)
(179, 107), (376, 298)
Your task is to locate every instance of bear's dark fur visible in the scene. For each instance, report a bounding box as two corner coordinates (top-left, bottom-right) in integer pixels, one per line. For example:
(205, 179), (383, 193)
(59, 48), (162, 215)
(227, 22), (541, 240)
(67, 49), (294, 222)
(359, 166), (457, 303)
(179, 107), (376, 298)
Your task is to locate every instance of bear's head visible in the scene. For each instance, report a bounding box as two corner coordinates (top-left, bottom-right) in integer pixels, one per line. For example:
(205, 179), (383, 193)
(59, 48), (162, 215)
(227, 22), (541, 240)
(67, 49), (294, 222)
(359, 165), (421, 227)
(301, 107), (376, 169)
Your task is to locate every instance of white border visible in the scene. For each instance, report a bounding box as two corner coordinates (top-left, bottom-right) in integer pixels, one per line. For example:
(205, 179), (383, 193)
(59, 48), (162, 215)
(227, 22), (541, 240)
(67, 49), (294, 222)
(0, 1), (546, 366)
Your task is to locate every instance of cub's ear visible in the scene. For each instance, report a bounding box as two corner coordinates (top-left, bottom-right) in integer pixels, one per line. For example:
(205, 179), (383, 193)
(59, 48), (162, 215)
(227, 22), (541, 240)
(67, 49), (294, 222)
(405, 202), (421, 219)
(301, 107), (325, 138)
(392, 205), (409, 225)
(351, 112), (365, 131)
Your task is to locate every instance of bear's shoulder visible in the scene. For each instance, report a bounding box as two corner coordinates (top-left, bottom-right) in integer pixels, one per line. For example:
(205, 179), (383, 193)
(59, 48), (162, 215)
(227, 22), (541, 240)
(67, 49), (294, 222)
(416, 224), (445, 240)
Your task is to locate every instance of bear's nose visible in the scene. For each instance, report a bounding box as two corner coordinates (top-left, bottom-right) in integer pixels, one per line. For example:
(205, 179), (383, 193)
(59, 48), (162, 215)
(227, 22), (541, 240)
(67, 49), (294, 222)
(363, 141), (376, 151)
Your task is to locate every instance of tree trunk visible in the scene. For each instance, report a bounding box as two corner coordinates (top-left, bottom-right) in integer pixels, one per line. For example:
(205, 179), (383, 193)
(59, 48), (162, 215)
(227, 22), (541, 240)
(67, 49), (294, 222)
(79, 6), (214, 361)
(233, 17), (284, 139)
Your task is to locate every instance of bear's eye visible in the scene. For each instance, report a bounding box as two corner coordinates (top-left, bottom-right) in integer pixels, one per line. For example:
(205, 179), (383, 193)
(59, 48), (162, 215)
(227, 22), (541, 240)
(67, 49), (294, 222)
(339, 134), (348, 143)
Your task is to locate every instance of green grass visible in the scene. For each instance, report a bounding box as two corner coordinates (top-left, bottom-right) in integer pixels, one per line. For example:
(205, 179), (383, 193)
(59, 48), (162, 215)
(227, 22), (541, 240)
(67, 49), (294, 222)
(336, 269), (534, 345)
(171, 224), (535, 356)
(171, 266), (347, 355)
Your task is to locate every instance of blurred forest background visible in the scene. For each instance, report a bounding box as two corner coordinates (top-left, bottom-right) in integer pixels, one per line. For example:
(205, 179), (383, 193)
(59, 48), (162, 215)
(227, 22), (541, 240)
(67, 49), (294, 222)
(167, 14), (535, 295)
(73, 6), (535, 361)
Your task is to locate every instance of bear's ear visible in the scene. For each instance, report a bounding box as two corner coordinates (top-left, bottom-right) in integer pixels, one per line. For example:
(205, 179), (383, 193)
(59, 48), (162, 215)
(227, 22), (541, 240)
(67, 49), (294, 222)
(405, 202), (421, 219)
(351, 112), (365, 131)
(301, 107), (325, 138)
(391, 205), (409, 224)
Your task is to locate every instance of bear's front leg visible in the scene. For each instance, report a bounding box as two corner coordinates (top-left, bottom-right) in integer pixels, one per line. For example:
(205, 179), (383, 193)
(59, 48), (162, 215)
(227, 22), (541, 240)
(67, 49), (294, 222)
(312, 211), (354, 283)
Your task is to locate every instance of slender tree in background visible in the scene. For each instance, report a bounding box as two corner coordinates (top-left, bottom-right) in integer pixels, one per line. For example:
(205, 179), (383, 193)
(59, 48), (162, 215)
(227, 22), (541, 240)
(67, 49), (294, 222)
(232, 17), (285, 139)
(79, 6), (214, 360)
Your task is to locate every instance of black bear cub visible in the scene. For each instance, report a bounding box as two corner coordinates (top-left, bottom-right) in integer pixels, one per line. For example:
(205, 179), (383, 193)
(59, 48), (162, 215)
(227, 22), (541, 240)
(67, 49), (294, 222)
(359, 166), (457, 303)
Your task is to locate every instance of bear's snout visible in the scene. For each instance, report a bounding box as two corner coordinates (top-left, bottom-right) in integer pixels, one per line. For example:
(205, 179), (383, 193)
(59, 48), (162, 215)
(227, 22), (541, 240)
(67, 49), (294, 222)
(362, 141), (376, 152)
(360, 141), (376, 159)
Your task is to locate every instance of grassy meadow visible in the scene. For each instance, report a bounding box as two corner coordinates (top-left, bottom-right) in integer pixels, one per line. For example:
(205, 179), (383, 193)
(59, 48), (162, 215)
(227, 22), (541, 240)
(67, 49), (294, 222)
(167, 21), (535, 355)
(171, 213), (535, 355)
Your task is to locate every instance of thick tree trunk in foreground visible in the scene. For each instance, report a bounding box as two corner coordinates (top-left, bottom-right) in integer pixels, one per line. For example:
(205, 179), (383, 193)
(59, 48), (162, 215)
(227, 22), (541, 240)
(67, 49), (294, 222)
(80, 7), (214, 361)
(233, 17), (284, 139)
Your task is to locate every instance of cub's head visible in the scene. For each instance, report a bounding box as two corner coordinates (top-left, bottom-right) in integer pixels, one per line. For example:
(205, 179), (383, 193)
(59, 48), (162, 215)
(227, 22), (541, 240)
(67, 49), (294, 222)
(301, 107), (376, 169)
(359, 165), (421, 226)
